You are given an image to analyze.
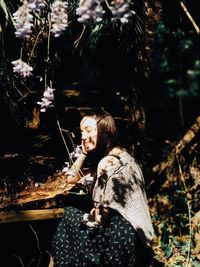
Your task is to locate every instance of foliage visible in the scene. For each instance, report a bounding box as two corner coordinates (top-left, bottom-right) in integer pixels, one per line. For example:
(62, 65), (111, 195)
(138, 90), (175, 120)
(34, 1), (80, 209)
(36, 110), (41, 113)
(146, 11), (200, 256)
(154, 19), (200, 100)
(149, 140), (200, 266)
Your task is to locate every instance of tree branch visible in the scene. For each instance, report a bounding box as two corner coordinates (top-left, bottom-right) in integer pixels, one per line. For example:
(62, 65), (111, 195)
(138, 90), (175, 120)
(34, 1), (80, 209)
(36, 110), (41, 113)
(153, 115), (200, 174)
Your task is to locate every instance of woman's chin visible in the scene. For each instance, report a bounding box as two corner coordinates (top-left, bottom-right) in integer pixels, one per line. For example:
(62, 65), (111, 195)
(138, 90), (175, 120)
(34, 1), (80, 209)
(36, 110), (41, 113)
(85, 145), (96, 152)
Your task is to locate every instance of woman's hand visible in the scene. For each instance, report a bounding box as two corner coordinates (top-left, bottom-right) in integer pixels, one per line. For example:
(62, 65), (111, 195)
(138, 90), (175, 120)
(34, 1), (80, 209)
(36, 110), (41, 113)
(90, 207), (110, 225)
(66, 152), (87, 184)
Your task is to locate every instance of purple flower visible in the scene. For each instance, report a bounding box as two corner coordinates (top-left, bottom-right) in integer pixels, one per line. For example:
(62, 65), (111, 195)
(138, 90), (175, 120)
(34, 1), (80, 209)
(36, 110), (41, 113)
(50, 1), (68, 37)
(28, 0), (46, 11)
(76, 0), (105, 25)
(110, 0), (135, 24)
(62, 161), (77, 176)
(11, 59), (33, 77)
(69, 145), (83, 159)
(12, 0), (33, 39)
(37, 86), (55, 112)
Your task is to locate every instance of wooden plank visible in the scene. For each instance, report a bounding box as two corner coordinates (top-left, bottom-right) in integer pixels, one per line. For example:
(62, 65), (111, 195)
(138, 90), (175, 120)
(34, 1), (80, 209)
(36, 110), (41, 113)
(0, 208), (65, 224)
(0, 173), (75, 209)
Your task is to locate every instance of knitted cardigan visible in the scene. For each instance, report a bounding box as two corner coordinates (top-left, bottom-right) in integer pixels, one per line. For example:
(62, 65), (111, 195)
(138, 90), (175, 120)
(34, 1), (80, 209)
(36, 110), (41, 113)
(92, 149), (155, 248)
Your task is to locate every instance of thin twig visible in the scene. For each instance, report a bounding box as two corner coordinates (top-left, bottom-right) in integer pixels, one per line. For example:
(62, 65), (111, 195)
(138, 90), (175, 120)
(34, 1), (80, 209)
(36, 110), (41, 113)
(60, 128), (76, 150)
(74, 26), (86, 48)
(29, 224), (41, 253)
(179, 1), (200, 34)
(56, 119), (73, 165)
(186, 201), (192, 266)
(104, 0), (111, 9)
(29, 30), (43, 61)
(20, 47), (23, 59)
(29, 224), (41, 267)
(11, 253), (24, 267)
(44, 13), (52, 90)
(27, 253), (43, 267)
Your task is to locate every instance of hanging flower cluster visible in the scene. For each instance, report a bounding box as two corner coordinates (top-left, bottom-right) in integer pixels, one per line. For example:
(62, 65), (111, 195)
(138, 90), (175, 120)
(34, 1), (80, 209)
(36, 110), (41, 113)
(11, 59), (33, 77)
(76, 0), (105, 25)
(12, 0), (46, 39)
(37, 86), (55, 112)
(11, 0), (137, 114)
(11, 0), (135, 77)
(50, 1), (68, 37)
(28, 0), (46, 11)
(110, 0), (135, 24)
(12, 0), (34, 39)
(12, 0), (136, 39)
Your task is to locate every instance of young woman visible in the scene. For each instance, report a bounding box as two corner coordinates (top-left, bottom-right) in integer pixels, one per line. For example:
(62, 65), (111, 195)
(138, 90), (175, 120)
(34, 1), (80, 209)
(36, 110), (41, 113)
(51, 109), (155, 266)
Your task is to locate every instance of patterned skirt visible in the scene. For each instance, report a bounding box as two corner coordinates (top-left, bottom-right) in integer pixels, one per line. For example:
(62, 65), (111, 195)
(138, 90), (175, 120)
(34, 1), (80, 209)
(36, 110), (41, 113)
(51, 206), (139, 267)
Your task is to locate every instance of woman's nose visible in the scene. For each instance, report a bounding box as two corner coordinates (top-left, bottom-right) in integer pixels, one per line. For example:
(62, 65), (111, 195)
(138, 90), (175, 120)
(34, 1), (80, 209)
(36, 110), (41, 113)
(81, 131), (88, 140)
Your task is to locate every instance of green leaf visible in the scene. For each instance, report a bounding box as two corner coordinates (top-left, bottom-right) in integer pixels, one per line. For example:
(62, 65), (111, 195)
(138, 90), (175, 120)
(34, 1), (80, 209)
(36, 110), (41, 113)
(172, 236), (180, 246)
(165, 79), (177, 85)
(165, 245), (173, 258)
(192, 261), (200, 267)
(181, 242), (189, 253)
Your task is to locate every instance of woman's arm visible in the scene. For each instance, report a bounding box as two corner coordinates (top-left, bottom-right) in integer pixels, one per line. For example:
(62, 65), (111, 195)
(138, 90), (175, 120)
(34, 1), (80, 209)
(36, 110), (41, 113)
(66, 152), (87, 184)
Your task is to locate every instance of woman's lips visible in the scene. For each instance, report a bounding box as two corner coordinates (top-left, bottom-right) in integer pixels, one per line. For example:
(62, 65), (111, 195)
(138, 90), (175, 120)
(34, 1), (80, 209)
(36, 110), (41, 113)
(83, 140), (90, 146)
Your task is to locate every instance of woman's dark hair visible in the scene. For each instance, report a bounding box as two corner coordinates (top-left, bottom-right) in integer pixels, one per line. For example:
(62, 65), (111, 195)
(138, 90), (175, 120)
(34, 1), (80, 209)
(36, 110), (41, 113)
(82, 109), (120, 159)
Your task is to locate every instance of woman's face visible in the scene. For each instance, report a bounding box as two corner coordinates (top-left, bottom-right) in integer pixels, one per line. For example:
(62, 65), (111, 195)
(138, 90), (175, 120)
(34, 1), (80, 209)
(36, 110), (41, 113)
(80, 117), (97, 153)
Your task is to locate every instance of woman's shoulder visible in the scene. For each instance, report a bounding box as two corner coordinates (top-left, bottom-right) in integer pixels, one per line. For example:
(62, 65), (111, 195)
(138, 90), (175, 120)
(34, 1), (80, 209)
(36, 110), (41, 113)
(98, 147), (128, 170)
